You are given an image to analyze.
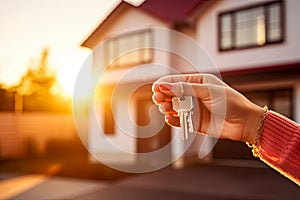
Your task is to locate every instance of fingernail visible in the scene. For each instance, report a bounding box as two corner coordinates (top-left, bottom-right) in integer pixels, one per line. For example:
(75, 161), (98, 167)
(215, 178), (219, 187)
(159, 83), (172, 91)
(170, 110), (177, 115)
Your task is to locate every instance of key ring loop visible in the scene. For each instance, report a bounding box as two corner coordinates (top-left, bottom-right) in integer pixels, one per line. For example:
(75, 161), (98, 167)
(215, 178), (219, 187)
(179, 81), (184, 96)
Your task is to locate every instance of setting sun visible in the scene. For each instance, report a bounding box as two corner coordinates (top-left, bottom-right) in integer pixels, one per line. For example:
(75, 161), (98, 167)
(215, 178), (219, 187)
(52, 48), (91, 98)
(0, 0), (120, 98)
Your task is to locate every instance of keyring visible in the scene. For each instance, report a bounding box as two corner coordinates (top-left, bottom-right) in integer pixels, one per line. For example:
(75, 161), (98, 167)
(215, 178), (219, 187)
(179, 81), (184, 96)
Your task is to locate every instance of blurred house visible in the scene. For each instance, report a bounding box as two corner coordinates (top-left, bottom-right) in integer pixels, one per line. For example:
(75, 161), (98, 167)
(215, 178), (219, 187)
(81, 0), (300, 167)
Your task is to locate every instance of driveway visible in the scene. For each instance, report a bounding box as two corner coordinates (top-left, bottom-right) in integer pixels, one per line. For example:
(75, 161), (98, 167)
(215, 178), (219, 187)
(1, 164), (299, 200)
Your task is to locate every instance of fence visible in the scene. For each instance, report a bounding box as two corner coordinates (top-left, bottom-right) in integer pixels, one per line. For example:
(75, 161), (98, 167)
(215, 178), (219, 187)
(0, 112), (78, 159)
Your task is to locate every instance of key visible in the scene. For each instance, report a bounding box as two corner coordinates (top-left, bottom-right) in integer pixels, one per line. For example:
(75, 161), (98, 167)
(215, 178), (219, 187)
(172, 96), (194, 140)
(172, 96), (195, 140)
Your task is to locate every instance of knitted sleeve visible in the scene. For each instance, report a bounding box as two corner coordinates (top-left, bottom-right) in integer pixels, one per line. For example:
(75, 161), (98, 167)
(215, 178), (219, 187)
(258, 110), (300, 186)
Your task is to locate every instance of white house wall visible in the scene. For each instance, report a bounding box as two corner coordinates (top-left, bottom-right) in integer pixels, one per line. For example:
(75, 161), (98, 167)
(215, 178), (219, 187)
(195, 0), (300, 72)
(89, 7), (174, 164)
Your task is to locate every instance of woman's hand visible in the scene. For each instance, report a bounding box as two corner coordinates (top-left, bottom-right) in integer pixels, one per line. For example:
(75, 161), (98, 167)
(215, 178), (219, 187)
(152, 73), (264, 144)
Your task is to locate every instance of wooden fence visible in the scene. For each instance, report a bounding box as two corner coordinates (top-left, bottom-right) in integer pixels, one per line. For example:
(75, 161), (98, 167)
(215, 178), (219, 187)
(0, 112), (78, 159)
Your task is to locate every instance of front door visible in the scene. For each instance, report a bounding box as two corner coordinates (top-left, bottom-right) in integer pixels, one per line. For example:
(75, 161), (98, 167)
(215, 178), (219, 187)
(136, 98), (171, 154)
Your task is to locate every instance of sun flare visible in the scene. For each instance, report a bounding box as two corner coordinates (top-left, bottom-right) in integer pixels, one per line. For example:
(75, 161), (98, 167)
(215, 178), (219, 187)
(52, 48), (91, 98)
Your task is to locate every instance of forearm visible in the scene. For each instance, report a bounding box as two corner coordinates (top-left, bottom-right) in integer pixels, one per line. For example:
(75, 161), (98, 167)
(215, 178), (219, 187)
(255, 111), (300, 186)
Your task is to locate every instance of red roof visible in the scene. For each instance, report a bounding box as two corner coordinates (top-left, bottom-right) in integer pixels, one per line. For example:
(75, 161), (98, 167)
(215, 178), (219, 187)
(139, 0), (204, 22)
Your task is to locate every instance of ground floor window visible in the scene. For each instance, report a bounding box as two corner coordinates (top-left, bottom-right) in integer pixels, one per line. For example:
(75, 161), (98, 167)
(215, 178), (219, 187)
(103, 100), (115, 135)
(243, 88), (293, 119)
(214, 87), (293, 160)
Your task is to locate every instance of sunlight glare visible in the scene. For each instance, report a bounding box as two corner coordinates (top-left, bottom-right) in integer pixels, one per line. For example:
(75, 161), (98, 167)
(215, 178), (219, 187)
(52, 48), (91, 97)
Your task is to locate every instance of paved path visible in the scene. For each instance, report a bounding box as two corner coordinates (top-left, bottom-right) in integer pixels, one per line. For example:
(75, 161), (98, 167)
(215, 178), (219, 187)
(1, 165), (299, 199)
(0, 174), (108, 199)
(0, 174), (47, 199)
(74, 165), (300, 200)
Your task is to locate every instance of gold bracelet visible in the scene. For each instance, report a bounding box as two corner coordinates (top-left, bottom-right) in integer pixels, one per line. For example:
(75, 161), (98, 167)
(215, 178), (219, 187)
(246, 105), (268, 157)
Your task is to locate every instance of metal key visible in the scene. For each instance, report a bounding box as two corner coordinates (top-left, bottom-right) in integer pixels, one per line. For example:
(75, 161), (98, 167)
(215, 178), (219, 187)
(172, 96), (195, 140)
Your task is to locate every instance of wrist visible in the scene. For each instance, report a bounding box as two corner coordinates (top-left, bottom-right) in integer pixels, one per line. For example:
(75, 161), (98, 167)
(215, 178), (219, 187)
(245, 105), (266, 145)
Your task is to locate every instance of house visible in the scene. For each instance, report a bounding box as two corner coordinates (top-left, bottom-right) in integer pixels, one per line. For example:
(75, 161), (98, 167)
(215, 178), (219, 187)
(80, 0), (300, 172)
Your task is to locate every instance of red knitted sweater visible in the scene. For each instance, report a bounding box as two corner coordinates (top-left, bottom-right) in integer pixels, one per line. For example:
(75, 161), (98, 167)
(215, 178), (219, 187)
(258, 110), (300, 186)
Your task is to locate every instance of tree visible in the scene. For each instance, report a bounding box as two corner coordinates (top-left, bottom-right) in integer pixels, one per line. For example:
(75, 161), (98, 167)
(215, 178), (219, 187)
(15, 48), (71, 112)
(16, 48), (56, 96)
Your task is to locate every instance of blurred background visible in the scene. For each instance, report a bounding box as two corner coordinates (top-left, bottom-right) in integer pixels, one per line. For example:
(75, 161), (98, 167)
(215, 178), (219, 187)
(0, 0), (300, 199)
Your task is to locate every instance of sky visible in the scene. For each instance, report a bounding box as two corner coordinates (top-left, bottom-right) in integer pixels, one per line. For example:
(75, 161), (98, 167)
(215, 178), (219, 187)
(0, 0), (121, 96)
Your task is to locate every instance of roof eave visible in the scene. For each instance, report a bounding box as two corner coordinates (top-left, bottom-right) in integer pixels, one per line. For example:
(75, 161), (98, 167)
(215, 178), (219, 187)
(81, 2), (136, 48)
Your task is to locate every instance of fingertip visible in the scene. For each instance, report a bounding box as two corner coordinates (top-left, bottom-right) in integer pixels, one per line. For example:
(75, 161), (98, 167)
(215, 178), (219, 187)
(152, 92), (166, 104)
(152, 93), (158, 104)
(152, 84), (160, 93)
(165, 114), (173, 126)
(160, 101), (173, 113)
(165, 114), (180, 127)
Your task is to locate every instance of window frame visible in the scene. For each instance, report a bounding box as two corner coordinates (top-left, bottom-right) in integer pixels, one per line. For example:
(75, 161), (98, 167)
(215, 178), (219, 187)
(105, 29), (153, 69)
(218, 0), (285, 52)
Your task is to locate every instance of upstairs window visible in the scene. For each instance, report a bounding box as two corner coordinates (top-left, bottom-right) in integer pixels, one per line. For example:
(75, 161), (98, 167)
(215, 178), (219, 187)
(105, 29), (153, 69)
(219, 1), (284, 51)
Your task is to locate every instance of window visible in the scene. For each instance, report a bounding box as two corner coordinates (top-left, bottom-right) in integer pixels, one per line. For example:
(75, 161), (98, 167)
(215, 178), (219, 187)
(219, 1), (284, 51)
(105, 29), (153, 69)
(243, 88), (293, 119)
(103, 100), (114, 135)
